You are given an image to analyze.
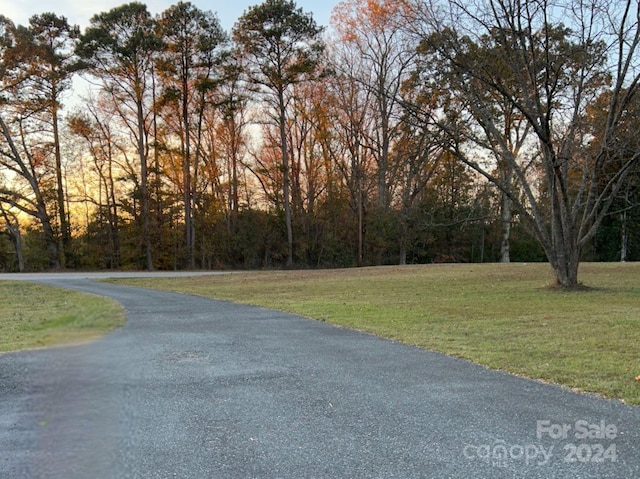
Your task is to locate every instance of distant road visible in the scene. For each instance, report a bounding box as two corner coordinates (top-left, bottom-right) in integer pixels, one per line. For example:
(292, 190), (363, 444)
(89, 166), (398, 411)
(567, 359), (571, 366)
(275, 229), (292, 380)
(1, 276), (639, 478)
(0, 270), (229, 281)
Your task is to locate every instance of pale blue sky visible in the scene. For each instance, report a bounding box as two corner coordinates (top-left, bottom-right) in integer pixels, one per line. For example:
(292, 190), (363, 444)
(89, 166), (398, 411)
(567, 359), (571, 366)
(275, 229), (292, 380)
(0, 0), (336, 31)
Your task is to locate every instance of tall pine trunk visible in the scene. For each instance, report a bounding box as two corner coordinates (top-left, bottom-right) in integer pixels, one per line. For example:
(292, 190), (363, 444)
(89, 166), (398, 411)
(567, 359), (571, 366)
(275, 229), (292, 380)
(137, 97), (153, 271)
(279, 88), (294, 267)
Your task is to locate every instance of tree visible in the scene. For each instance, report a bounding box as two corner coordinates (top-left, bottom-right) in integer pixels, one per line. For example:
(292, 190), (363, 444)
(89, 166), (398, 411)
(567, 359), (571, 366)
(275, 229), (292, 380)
(284, 81), (331, 264)
(0, 15), (62, 269)
(77, 2), (161, 270)
(233, 0), (325, 267)
(331, 0), (416, 209)
(156, 1), (226, 269)
(393, 105), (445, 265)
(324, 38), (376, 266)
(68, 96), (125, 269)
(215, 52), (250, 236)
(4, 14), (80, 266)
(0, 115), (62, 269)
(411, 0), (640, 287)
(586, 89), (640, 262)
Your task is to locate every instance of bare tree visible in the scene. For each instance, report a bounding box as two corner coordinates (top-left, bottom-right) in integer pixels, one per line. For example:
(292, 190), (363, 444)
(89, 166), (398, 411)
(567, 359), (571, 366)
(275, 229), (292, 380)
(77, 2), (161, 270)
(68, 96), (126, 269)
(332, 0), (417, 209)
(324, 42), (376, 266)
(411, 0), (640, 287)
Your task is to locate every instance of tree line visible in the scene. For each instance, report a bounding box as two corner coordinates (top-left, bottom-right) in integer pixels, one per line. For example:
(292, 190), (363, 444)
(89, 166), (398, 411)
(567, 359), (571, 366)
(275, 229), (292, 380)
(1, 0), (639, 287)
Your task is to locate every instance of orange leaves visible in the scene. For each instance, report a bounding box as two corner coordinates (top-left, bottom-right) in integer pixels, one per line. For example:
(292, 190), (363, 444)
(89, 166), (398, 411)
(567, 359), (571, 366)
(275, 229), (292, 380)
(330, 0), (359, 40)
(331, 0), (410, 42)
(367, 0), (400, 31)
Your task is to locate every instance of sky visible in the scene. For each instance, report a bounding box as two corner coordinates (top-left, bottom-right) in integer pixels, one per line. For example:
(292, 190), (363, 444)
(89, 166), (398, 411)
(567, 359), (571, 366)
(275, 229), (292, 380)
(0, 0), (337, 32)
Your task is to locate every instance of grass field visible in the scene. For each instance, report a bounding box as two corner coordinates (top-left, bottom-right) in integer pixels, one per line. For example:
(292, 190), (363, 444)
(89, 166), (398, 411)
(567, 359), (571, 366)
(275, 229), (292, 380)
(0, 282), (125, 353)
(111, 262), (640, 405)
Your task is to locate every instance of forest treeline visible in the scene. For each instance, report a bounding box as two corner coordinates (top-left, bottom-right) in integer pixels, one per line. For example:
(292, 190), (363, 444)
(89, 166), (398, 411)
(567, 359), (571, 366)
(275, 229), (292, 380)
(1, 0), (639, 284)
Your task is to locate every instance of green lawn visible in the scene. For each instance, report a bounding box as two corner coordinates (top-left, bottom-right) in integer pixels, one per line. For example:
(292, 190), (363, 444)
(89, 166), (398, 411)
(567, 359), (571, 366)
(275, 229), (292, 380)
(0, 282), (125, 353)
(111, 262), (640, 405)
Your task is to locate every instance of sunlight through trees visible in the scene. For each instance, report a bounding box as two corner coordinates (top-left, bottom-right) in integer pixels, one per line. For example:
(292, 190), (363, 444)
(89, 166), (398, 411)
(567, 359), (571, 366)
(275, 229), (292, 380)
(1, 0), (639, 285)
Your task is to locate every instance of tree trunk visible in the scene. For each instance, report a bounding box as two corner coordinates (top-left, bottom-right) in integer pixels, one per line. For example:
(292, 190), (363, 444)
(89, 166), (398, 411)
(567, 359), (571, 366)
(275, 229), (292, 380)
(399, 209), (408, 265)
(107, 143), (121, 269)
(183, 71), (195, 270)
(279, 89), (294, 267)
(499, 192), (512, 263)
(620, 188), (630, 262)
(41, 208), (60, 270)
(12, 227), (25, 272)
(357, 170), (364, 267)
(137, 98), (153, 271)
(231, 124), (240, 232)
(52, 101), (69, 268)
(184, 129), (194, 270)
(545, 212), (580, 288)
(620, 209), (628, 262)
(549, 253), (580, 288)
(2, 211), (25, 272)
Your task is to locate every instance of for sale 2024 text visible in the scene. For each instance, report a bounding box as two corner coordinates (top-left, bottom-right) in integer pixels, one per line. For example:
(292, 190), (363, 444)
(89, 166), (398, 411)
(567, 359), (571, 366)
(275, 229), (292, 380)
(537, 419), (618, 464)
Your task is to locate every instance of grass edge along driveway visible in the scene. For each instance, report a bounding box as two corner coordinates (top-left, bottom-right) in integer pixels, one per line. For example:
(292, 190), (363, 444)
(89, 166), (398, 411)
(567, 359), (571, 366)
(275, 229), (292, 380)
(0, 281), (125, 354)
(110, 262), (640, 406)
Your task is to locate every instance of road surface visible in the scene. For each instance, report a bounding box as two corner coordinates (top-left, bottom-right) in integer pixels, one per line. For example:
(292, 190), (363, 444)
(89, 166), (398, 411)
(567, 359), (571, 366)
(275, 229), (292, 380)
(1, 273), (638, 478)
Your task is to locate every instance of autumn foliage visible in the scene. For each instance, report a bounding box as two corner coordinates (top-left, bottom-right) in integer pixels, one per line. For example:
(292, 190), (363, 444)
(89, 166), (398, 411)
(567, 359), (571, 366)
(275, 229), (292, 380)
(0, 0), (639, 279)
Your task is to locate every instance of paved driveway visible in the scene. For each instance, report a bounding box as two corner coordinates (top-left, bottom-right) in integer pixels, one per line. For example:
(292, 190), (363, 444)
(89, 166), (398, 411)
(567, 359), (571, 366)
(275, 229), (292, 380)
(1, 274), (639, 478)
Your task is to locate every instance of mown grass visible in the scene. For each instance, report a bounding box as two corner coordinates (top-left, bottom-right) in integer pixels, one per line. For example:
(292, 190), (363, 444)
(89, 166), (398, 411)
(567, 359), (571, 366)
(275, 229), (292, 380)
(0, 282), (125, 353)
(112, 262), (640, 405)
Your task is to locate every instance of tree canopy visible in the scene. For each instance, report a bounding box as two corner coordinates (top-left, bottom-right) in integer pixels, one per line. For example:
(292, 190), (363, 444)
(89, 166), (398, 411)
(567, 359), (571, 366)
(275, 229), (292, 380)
(0, 0), (638, 286)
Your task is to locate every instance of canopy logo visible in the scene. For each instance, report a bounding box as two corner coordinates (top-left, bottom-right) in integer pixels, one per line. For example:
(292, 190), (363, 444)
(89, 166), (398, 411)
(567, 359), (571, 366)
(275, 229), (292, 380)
(463, 418), (619, 468)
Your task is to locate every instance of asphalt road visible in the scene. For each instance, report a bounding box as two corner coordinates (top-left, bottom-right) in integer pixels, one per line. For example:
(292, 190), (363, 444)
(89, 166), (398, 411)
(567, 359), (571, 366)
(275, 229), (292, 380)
(1, 274), (639, 478)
